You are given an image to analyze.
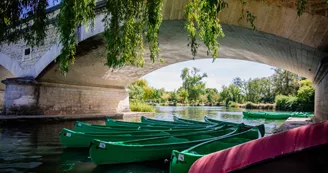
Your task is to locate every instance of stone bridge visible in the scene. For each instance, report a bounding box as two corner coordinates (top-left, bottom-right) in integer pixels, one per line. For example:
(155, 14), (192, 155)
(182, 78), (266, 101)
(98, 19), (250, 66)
(0, 0), (328, 120)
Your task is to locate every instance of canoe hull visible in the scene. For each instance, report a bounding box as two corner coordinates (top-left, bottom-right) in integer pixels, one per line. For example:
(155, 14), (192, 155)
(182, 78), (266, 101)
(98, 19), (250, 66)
(59, 128), (172, 148)
(89, 127), (239, 165)
(170, 127), (262, 173)
(243, 111), (313, 119)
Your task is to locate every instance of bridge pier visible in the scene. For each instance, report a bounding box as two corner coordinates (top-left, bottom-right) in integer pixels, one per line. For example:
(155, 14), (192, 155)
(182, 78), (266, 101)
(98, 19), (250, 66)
(1, 77), (130, 115)
(314, 58), (328, 122)
(0, 90), (4, 108)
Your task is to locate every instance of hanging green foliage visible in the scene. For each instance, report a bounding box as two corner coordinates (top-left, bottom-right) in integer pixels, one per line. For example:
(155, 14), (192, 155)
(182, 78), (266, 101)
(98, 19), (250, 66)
(297, 0), (307, 16)
(185, 0), (227, 60)
(240, 0), (257, 31)
(103, 0), (163, 68)
(56, 0), (95, 72)
(0, 0), (325, 73)
(0, 0), (48, 47)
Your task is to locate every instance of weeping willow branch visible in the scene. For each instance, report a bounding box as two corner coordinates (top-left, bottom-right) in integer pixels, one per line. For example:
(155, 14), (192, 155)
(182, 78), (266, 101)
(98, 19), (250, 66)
(185, 0), (227, 60)
(0, 0), (49, 47)
(0, 0), (326, 73)
(297, 0), (307, 16)
(240, 0), (257, 31)
(103, 0), (163, 68)
(57, 0), (95, 73)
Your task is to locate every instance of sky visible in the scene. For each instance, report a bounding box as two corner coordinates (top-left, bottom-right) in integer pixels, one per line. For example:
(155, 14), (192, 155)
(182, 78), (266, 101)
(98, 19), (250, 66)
(142, 59), (275, 91)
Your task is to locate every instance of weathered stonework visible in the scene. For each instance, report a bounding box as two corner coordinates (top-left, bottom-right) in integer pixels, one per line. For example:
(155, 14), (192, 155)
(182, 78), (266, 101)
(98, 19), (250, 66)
(315, 72), (328, 121)
(0, 90), (4, 108)
(2, 77), (41, 115)
(38, 83), (130, 115)
(0, 25), (57, 70)
(1, 78), (130, 115)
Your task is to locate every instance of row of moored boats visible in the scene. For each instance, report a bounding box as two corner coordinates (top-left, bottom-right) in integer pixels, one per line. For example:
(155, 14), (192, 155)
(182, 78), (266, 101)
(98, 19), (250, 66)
(60, 116), (265, 173)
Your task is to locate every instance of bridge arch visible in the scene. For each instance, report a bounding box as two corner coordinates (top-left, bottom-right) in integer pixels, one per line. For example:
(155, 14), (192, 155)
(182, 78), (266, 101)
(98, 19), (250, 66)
(0, 52), (23, 77)
(37, 20), (327, 88)
(2, 0), (328, 118)
(31, 0), (328, 80)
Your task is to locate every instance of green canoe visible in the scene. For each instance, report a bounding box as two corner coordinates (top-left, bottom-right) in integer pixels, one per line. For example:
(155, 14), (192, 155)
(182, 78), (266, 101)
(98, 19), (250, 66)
(74, 121), (223, 133)
(243, 111), (314, 119)
(169, 125), (263, 173)
(89, 125), (245, 165)
(173, 116), (215, 125)
(140, 116), (216, 128)
(74, 121), (213, 133)
(106, 117), (212, 129)
(204, 116), (265, 137)
(60, 125), (228, 148)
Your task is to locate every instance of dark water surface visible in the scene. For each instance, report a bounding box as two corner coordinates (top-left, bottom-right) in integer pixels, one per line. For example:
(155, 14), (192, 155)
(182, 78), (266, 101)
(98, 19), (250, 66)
(0, 106), (285, 173)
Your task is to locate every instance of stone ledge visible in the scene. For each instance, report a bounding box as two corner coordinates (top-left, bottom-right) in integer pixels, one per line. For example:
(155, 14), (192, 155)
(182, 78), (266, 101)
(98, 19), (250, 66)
(0, 112), (155, 122)
(1, 77), (37, 85)
(274, 117), (315, 133)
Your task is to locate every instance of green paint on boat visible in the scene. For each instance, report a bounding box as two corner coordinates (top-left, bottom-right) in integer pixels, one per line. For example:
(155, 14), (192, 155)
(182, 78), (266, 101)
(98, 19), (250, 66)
(60, 128), (171, 148)
(243, 111), (313, 119)
(173, 116), (215, 125)
(140, 116), (216, 128)
(89, 125), (244, 165)
(60, 125), (228, 148)
(106, 117), (213, 129)
(74, 121), (211, 133)
(169, 126), (263, 173)
(204, 116), (265, 137)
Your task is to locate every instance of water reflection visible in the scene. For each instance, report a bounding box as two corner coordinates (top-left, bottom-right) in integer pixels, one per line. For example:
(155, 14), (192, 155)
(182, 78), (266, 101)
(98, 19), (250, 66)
(92, 161), (168, 173)
(0, 106), (284, 173)
(155, 106), (284, 134)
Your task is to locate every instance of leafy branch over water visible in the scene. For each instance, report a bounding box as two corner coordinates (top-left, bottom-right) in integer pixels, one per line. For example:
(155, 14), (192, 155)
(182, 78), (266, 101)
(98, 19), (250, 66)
(0, 0), (325, 72)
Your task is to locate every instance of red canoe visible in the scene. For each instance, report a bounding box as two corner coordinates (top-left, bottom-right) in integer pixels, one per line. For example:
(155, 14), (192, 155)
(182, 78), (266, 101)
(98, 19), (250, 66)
(189, 121), (328, 173)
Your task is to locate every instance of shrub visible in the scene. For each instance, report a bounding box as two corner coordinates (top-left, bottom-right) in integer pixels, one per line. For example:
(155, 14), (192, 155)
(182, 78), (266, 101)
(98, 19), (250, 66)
(130, 102), (156, 112)
(228, 101), (239, 108)
(275, 95), (299, 111)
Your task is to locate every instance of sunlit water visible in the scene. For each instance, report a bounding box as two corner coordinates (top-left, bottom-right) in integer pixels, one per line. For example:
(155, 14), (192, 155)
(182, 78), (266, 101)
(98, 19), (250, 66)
(0, 106), (285, 173)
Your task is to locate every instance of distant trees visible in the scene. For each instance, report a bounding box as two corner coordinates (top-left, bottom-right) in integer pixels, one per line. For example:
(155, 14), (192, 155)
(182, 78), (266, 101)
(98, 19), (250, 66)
(219, 69), (314, 111)
(128, 67), (315, 111)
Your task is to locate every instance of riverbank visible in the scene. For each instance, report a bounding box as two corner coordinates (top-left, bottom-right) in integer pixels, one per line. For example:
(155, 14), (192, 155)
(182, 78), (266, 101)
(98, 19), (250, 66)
(0, 112), (155, 122)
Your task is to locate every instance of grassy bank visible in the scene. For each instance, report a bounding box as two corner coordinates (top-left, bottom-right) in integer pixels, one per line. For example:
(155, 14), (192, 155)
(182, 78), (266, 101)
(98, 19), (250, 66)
(130, 102), (156, 112)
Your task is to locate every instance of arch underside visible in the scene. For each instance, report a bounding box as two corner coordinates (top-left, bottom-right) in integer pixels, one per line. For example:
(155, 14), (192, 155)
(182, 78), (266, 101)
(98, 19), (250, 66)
(0, 65), (14, 90)
(37, 20), (327, 88)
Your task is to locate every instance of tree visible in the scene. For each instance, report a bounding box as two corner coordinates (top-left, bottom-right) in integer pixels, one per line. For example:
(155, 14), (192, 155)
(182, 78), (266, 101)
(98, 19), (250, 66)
(206, 88), (219, 103)
(128, 84), (144, 101)
(199, 94), (208, 104)
(180, 67), (208, 102)
(128, 79), (154, 101)
(160, 93), (170, 103)
(170, 91), (179, 102)
(297, 79), (315, 111)
(272, 68), (299, 96)
(177, 88), (189, 103)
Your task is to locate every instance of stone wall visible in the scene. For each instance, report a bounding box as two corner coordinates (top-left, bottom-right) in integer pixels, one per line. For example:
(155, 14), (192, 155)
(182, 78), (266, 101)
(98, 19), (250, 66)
(2, 78), (130, 115)
(315, 72), (328, 121)
(38, 83), (130, 115)
(0, 25), (57, 70)
(0, 90), (4, 108)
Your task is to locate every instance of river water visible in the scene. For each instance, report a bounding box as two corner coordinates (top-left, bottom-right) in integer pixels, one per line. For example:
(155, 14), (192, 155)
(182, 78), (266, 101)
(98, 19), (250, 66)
(0, 106), (285, 173)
